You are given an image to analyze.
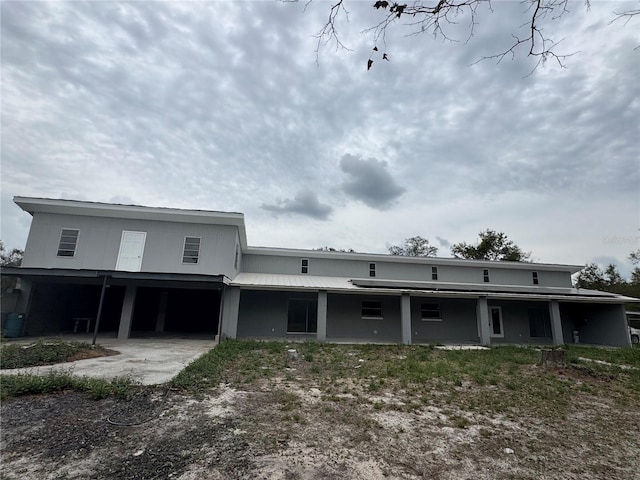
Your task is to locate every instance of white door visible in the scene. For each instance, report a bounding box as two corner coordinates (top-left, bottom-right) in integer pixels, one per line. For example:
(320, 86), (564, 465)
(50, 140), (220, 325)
(115, 231), (146, 272)
(489, 306), (504, 338)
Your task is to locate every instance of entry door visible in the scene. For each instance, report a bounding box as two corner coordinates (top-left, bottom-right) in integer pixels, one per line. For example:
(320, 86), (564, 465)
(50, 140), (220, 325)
(115, 231), (146, 272)
(489, 306), (504, 338)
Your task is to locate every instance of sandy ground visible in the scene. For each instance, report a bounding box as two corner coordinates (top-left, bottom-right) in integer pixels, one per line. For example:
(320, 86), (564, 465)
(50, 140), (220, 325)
(2, 368), (640, 480)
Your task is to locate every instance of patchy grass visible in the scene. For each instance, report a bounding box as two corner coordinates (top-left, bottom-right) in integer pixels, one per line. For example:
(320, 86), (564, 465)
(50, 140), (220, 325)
(170, 339), (286, 390)
(176, 340), (640, 418)
(0, 370), (134, 400)
(0, 339), (116, 369)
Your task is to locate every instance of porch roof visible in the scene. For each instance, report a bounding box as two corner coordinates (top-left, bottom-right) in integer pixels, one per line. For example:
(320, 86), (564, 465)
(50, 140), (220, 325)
(230, 273), (639, 304)
(0, 266), (229, 286)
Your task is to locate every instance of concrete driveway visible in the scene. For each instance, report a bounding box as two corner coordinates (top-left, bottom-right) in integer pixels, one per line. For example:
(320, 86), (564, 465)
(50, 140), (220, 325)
(0, 336), (216, 385)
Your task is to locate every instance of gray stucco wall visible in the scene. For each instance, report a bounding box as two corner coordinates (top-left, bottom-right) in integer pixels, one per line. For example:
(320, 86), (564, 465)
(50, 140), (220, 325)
(410, 297), (479, 343)
(242, 254), (572, 288)
(560, 303), (629, 347)
(237, 290), (318, 338)
(22, 212), (240, 277)
(326, 293), (401, 342)
(489, 300), (553, 345)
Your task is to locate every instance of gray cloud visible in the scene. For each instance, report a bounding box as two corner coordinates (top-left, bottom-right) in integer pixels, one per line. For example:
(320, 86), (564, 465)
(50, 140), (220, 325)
(339, 154), (406, 209)
(0, 0), (636, 272)
(436, 236), (451, 249)
(261, 191), (333, 220)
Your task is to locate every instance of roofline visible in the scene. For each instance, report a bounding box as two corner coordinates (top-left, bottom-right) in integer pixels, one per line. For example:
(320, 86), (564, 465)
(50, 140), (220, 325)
(244, 246), (583, 273)
(231, 284), (637, 303)
(14, 196), (248, 250)
(0, 266), (230, 284)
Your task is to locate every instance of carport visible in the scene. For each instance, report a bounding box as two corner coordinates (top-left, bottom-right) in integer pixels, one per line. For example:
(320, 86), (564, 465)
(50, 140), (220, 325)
(0, 267), (226, 340)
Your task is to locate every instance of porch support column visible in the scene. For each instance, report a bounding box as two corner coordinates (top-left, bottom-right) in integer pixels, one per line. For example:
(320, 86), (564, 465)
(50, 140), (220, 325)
(401, 293), (412, 345)
(477, 296), (491, 346)
(618, 304), (632, 347)
(548, 300), (564, 346)
(117, 285), (137, 340)
(220, 287), (240, 339)
(316, 290), (327, 342)
(155, 291), (168, 333)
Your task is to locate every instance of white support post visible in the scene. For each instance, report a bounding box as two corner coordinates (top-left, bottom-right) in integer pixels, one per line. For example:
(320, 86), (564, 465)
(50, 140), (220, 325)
(220, 287), (240, 339)
(401, 293), (411, 345)
(477, 297), (491, 346)
(117, 285), (137, 340)
(317, 290), (327, 342)
(548, 300), (564, 346)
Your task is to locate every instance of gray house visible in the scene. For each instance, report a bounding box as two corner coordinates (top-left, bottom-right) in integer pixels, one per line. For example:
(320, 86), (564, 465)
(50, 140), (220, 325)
(2, 197), (637, 347)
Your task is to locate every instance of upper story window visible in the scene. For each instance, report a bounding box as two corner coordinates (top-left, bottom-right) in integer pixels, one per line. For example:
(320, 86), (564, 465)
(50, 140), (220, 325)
(301, 258), (309, 274)
(532, 271), (539, 285)
(369, 263), (376, 277)
(57, 229), (79, 257)
(421, 303), (442, 321)
(362, 301), (383, 318)
(483, 269), (490, 283)
(234, 244), (239, 270)
(182, 237), (201, 264)
(431, 266), (438, 281)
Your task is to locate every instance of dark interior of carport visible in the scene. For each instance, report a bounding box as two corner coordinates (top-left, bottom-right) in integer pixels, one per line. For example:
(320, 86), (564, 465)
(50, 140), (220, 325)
(16, 272), (222, 337)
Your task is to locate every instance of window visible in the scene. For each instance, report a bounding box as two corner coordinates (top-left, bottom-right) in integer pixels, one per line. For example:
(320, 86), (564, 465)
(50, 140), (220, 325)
(483, 269), (490, 283)
(182, 237), (201, 264)
(362, 301), (383, 318)
(431, 266), (438, 281)
(57, 229), (79, 257)
(234, 244), (239, 270)
(301, 258), (309, 274)
(421, 303), (441, 321)
(529, 309), (552, 338)
(369, 263), (376, 277)
(287, 299), (317, 333)
(532, 271), (539, 285)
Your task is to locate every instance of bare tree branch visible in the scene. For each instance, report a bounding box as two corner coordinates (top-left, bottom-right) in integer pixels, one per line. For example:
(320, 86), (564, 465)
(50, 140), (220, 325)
(288, 0), (639, 70)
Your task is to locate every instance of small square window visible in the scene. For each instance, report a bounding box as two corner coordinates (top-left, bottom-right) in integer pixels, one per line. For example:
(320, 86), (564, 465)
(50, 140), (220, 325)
(369, 263), (376, 277)
(532, 271), (539, 285)
(483, 269), (490, 283)
(301, 258), (309, 274)
(421, 303), (441, 321)
(57, 229), (79, 257)
(362, 301), (382, 318)
(182, 237), (201, 264)
(431, 266), (438, 281)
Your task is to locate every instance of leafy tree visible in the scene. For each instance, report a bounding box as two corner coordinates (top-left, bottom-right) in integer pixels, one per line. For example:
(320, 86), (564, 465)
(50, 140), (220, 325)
(315, 246), (356, 253)
(0, 241), (23, 267)
(574, 263), (606, 290)
(604, 263), (624, 287)
(630, 250), (640, 285)
(450, 229), (530, 262)
(306, 0), (639, 70)
(1, 241), (23, 291)
(389, 236), (438, 257)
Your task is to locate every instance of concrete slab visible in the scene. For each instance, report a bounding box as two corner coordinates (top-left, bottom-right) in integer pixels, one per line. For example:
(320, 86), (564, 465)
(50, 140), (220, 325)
(0, 336), (216, 385)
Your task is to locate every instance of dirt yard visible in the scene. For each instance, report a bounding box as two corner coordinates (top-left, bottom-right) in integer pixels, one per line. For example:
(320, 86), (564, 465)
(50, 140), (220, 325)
(2, 342), (639, 479)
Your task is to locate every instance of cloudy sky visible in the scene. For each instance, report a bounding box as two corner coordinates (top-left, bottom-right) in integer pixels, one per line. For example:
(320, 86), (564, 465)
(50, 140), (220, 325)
(1, 1), (638, 276)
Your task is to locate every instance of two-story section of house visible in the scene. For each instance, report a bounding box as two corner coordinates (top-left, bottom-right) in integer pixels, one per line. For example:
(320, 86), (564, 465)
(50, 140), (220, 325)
(2, 197), (636, 347)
